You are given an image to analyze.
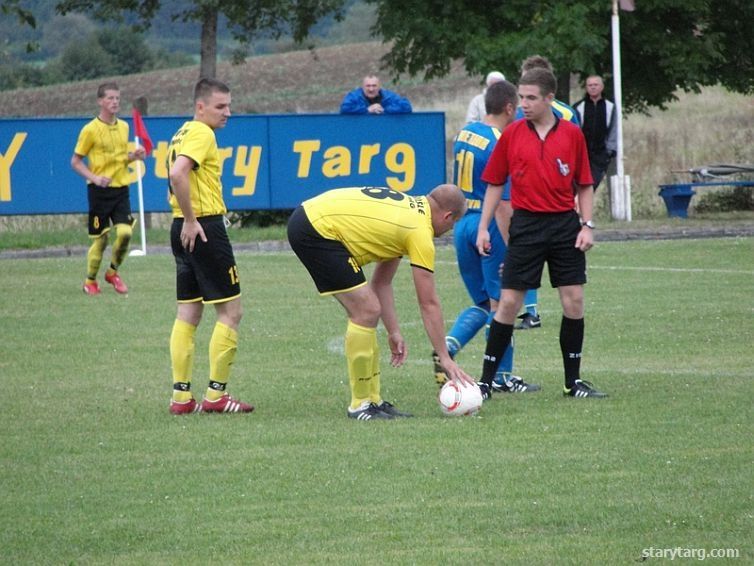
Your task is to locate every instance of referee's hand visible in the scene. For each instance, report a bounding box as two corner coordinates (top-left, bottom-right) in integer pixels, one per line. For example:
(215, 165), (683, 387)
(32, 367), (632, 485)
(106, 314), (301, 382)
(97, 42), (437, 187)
(476, 229), (492, 256)
(576, 226), (594, 252)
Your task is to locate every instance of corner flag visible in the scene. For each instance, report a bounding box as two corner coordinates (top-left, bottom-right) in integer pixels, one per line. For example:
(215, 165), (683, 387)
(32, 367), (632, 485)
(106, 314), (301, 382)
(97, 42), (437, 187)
(131, 108), (153, 156)
(130, 106), (152, 256)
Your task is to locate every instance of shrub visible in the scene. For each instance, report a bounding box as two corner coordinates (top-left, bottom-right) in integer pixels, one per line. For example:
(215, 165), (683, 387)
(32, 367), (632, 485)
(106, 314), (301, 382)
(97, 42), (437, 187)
(694, 187), (754, 213)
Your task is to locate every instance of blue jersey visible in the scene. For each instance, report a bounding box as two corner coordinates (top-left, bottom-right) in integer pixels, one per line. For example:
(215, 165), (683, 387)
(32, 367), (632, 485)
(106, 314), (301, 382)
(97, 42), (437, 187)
(451, 120), (509, 305)
(452, 121), (502, 211)
(515, 98), (580, 126)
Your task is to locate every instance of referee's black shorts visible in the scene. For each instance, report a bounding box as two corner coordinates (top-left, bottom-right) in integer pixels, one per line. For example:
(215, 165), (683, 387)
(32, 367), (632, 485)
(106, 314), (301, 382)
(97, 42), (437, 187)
(171, 215), (241, 304)
(287, 206), (367, 296)
(501, 209), (587, 290)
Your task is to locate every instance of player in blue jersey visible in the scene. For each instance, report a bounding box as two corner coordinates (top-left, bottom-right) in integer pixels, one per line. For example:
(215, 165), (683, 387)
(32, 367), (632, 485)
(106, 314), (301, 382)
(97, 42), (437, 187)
(432, 80), (540, 394)
(512, 55), (582, 330)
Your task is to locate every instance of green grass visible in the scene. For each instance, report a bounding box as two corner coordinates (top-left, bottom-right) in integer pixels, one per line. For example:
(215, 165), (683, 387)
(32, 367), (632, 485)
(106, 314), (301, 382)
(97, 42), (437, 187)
(0, 222), (289, 252)
(1, 238), (752, 564)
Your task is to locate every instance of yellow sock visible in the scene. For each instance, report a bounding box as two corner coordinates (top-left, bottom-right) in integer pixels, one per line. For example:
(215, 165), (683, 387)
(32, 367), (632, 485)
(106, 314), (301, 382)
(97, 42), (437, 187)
(86, 233), (108, 280)
(170, 319), (196, 402)
(345, 320), (377, 410)
(369, 331), (382, 405)
(110, 223), (132, 269)
(206, 322), (238, 401)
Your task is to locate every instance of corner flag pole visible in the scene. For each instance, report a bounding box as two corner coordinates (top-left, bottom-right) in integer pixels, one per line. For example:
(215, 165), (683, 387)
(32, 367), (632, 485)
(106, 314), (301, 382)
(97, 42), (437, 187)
(611, 0), (632, 221)
(130, 136), (147, 256)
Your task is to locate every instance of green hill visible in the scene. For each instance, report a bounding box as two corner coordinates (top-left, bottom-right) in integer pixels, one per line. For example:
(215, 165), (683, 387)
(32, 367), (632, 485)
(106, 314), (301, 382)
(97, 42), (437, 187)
(0, 41), (479, 118)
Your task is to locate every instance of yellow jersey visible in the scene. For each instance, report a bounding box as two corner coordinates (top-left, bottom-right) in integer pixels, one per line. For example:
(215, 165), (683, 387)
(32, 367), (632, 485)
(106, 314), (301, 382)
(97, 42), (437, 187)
(303, 187), (436, 271)
(73, 117), (131, 187)
(167, 120), (227, 218)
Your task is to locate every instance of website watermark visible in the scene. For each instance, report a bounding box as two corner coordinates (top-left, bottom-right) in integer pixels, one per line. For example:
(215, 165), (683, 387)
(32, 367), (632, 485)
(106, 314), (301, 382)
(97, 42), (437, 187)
(641, 547), (740, 561)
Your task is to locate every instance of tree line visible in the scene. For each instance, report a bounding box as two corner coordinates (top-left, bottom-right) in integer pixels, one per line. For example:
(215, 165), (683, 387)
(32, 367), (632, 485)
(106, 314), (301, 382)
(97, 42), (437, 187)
(1, 0), (752, 112)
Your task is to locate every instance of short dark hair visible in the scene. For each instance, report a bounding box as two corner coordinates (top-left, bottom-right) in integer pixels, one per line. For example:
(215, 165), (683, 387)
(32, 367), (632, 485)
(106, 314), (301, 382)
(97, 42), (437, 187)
(97, 82), (119, 98)
(519, 68), (557, 98)
(485, 80), (518, 115)
(194, 78), (230, 102)
(520, 55), (553, 74)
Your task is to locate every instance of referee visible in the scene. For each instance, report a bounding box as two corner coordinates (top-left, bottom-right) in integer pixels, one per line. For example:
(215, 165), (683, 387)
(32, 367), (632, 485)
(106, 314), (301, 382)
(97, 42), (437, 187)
(476, 67), (607, 399)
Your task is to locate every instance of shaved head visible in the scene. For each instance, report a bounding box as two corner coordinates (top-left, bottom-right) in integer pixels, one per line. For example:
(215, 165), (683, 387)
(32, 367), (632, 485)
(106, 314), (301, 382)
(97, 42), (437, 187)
(429, 184), (467, 220)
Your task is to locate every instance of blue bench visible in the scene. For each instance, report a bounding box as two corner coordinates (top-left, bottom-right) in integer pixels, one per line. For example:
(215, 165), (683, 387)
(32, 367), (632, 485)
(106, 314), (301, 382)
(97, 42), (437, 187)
(658, 180), (754, 218)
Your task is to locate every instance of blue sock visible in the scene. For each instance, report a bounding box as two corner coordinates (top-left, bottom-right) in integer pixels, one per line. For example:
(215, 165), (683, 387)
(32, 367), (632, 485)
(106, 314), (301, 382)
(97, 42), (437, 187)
(494, 336), (515, 385)
(524, 289), (538, 316)
(446, 306), (489, 357)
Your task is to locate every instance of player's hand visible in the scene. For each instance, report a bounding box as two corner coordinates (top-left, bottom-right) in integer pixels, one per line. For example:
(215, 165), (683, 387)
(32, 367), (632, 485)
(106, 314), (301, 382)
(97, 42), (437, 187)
(575, 226), (594, 252)
(181, 219), (207, 252)
(476, 229), (491, 256)
(440, 357), (475, 387)
(95, 175), (112, 187)
(388, 331), (407, 367)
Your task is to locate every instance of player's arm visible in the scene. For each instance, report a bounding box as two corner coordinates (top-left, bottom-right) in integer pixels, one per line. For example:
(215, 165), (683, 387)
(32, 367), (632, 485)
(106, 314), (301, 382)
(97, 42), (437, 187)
(411, 266), (475, 385)
(494, 199), (512, 245)
(371, 258), (406, 367)
(476, 183), (504, 255)
(575, 183), (595, 252)
(169, 155), (207, 252)
(71, 153), (110, 187)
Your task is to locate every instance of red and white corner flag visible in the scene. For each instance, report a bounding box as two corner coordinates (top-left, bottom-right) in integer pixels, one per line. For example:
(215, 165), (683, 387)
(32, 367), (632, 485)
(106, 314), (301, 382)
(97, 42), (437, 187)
(130, 107), (153, 256)
(131, 107), (153, 156)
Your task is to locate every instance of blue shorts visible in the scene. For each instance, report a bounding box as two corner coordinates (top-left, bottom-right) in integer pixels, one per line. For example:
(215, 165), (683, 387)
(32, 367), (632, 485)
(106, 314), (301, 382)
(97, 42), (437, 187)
(453, 212), (506, 306)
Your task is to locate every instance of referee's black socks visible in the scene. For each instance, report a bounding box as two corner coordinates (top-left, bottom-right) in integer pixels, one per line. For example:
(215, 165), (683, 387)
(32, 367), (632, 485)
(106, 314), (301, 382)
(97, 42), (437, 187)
(560, 316), (584, 389)
(480, 319), (514, 386)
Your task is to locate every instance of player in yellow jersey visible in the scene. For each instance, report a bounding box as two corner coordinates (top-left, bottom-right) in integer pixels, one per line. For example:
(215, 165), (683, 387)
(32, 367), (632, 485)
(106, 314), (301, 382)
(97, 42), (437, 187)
(71, 82), (145, 296)
(288, 185), (476, 420)
(166, 78), (253, 415)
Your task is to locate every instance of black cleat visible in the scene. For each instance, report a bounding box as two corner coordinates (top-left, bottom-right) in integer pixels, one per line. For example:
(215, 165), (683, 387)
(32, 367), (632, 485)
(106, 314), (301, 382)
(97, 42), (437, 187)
(491, 375), (541, 393)
(376, 400), (413, 418)
(432, 351), (448, 386)
(347, 402), (395, 420)
(477, 382), (492, 401)
(515, 312), (541, 329)
(563, 379), (608, 398)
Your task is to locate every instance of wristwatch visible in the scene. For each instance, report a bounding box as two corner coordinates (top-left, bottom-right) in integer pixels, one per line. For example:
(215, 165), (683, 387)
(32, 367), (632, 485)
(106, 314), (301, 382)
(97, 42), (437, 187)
(581, 220), (595, 229)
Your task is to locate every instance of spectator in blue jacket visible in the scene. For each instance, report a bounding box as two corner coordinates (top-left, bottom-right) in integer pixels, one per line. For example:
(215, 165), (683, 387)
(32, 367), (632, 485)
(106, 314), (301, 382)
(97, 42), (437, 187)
(340, 75), (412, 115)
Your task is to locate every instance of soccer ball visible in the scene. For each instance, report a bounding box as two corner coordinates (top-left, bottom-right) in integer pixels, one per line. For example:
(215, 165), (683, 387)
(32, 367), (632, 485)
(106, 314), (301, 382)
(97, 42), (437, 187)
(438, 381), (483, 416)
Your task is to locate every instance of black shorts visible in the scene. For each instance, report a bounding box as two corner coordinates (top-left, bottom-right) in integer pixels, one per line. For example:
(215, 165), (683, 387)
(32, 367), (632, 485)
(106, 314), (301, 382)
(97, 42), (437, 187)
(171, 216), (241, 304)
(501, 209), (587, 290)
(287, 206), (366, 295)
(87, 185), (133, 236)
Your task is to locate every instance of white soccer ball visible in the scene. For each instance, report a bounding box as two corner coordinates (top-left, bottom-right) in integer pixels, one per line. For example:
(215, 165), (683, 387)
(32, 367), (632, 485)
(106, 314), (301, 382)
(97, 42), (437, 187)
(438, 381), (483, 416)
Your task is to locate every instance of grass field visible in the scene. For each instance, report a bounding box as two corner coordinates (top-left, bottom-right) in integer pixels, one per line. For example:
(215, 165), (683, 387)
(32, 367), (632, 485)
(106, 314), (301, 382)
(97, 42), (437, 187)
(1, 238), (752, 564)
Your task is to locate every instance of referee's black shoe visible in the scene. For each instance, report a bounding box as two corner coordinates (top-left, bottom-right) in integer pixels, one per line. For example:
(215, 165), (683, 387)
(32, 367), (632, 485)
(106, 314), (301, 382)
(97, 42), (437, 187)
(563, 379), (608, 398)
(477, 382), (492, 402)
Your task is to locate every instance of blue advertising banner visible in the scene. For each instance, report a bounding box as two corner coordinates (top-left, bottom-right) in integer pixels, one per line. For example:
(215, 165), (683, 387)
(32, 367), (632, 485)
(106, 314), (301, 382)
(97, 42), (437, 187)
(0, 113), (446, 215)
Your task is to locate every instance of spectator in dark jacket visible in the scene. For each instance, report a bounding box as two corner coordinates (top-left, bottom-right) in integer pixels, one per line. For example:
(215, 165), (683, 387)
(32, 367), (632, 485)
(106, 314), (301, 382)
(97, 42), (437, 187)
(340, 75), (412, 115)
(574, 75), (617, 190)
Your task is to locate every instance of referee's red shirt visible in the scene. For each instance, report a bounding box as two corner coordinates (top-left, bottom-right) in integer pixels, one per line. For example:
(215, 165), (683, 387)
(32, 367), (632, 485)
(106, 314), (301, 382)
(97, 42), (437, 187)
(481, 118), (593, 212)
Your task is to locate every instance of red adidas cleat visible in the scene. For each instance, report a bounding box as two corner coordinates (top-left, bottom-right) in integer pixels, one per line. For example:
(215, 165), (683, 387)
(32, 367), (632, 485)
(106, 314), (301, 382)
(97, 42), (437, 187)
(170, 398), (202, 415)
(105, 272), (128, 294)
(201, 394), (254, 414)
(83, 280), (101, 295)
